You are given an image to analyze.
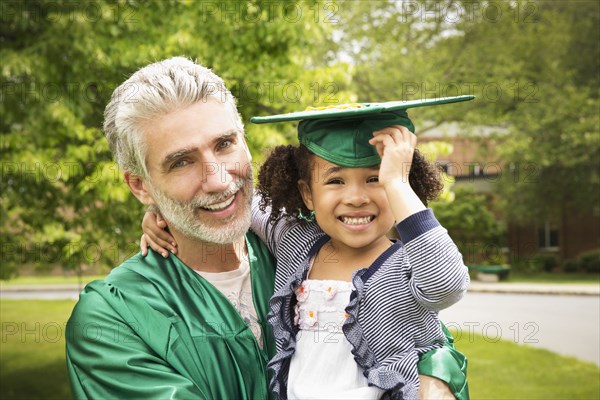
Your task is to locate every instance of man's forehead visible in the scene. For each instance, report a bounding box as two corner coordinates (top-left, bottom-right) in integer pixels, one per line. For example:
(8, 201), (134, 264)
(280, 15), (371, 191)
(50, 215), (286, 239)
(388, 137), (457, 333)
(157, 128), (242, 158)
(143, 100), (241, 152)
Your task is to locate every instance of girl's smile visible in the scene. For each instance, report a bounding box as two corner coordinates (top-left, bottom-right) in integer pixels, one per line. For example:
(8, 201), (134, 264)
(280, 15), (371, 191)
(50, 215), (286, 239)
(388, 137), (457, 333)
(299, 155), (396, 254)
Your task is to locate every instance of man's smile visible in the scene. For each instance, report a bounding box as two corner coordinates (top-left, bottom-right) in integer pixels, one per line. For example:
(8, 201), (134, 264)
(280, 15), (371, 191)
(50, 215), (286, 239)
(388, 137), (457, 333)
(201, 194), (236, 211)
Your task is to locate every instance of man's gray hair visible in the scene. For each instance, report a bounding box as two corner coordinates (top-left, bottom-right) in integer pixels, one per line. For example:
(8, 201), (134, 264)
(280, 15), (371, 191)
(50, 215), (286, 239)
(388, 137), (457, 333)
(103, 57), (243, 177)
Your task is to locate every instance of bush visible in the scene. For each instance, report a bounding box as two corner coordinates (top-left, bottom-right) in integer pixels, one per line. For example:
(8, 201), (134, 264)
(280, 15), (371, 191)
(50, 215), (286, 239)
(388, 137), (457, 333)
(431, 187), (505, 264)
(528, 253), (559, 273)
(562, 258), (580, 273)
(578, 249), (600, 274)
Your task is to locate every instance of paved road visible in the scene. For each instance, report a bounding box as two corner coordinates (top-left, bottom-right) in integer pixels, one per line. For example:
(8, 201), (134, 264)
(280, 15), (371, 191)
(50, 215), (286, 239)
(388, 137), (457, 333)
(440, 292), (600, 365)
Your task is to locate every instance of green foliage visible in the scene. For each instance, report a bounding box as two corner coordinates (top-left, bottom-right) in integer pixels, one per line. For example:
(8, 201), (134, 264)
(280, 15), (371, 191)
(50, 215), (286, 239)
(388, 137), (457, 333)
(527, 253), (559, 273)
(332, 0), (600, 225)
(559, 250), (600, 274)
(3, 0), (598, 278)
(562, 258), (580, 274)
(1, 0), (342, 278)
(473, 1), (600, 223)
(430, 187), (505, 265)
(578, 249), (600, 274)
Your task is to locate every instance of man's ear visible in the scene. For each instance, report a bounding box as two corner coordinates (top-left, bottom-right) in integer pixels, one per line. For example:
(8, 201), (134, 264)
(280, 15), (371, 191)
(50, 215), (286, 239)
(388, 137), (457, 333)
(297, 180), (314, 210)
(124, 172), (155, 205)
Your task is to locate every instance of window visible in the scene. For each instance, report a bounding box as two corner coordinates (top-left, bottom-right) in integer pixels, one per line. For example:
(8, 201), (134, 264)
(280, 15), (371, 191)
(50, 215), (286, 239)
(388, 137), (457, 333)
(537, 221), (559, 250)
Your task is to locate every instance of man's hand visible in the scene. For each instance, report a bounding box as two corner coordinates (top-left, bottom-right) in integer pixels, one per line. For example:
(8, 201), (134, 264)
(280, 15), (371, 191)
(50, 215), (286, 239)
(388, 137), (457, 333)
(419, 374), (455, 400)
(140, 210), (177, 257)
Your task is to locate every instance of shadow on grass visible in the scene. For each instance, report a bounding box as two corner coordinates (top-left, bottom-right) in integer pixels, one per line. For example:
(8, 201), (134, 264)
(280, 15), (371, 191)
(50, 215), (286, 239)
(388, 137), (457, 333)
(1, 358), (71, 400)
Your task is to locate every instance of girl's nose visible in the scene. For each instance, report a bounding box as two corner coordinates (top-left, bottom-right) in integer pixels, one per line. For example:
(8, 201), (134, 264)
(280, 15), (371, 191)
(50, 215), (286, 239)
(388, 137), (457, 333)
(343, 185), (370, 207)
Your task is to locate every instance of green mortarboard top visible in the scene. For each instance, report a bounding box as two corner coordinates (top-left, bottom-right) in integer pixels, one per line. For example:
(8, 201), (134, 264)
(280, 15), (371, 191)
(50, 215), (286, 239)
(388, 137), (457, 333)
(250, 95), (475, 167)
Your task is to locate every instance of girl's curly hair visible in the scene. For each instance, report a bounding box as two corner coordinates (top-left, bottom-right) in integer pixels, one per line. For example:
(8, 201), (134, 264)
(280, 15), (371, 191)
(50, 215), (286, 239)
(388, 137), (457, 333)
(257, 145), (443, 225)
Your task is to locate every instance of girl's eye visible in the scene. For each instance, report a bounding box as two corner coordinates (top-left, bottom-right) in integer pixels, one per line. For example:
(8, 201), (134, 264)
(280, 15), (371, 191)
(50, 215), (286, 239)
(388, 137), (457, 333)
(326, 178), (343, 185)
(367, 176), (379, 183)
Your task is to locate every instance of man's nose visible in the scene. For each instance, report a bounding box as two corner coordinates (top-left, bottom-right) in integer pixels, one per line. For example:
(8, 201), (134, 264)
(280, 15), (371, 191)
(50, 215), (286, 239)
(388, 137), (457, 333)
(200, 161), (233, 193)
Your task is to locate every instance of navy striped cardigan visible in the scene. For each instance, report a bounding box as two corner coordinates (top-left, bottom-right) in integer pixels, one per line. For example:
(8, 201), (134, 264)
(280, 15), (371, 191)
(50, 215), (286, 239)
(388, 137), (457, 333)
(251, 204), (469, 399)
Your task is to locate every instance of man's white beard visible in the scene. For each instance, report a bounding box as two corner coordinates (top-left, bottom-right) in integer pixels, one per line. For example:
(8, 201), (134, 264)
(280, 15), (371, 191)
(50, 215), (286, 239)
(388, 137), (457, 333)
(148, 177), (253, 244)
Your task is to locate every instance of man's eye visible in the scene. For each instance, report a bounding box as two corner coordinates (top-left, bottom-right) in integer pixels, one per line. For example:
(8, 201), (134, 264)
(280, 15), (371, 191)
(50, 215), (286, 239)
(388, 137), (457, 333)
(218, 139), (232, 150)
(367, 176), (379, 183)
(171, 160), (188, 169)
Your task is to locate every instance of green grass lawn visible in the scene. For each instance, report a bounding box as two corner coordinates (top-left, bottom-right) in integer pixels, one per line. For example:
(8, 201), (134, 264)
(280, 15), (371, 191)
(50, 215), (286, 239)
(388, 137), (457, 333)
(1, 300), (599, 399)
(1, 299), (76, 399)
(451, 329), (600, 399)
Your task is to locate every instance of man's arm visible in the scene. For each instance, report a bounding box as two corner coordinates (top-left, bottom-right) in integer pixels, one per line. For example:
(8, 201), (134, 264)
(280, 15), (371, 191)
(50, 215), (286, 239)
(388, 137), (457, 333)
(417, 323), (469, 400)
(66, 290), (206, 399)
(419, 374), (456, 400)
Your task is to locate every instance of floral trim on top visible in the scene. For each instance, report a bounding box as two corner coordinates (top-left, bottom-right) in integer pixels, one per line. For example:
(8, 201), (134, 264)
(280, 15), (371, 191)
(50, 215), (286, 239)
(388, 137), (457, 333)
(293, 280), (353, 332)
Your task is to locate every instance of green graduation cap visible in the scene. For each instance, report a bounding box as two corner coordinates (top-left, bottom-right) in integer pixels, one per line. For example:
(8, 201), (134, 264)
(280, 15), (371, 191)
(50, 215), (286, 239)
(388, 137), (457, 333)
(250, 95), (475, 168)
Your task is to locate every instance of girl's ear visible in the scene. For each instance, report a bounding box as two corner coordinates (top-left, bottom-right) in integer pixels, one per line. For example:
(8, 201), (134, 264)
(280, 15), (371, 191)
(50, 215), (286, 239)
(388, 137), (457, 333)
(297, 180), (314, 210)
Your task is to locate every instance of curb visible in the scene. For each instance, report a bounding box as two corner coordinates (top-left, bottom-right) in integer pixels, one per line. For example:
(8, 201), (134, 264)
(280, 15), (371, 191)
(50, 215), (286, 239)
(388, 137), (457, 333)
(467, 282), (600, 296)
(2, 283), (599, 296)
(0, 284), (84, 292)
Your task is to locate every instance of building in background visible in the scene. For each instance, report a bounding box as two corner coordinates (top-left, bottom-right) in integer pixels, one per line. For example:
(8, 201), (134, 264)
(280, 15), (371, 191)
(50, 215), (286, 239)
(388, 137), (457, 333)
(420, 123), (600, 266)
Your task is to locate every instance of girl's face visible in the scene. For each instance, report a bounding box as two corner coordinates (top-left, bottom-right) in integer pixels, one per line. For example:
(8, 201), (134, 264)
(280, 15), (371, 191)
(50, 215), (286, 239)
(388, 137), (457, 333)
(298, 155), (396, 252)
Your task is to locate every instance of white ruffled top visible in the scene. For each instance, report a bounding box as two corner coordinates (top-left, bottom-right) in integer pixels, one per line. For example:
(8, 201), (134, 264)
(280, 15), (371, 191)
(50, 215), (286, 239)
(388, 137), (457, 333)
(287, 279), (384, 400)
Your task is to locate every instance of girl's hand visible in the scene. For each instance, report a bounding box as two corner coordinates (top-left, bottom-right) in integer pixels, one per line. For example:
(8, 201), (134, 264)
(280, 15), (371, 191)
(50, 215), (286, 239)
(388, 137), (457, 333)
(369, 125), (425, 222)
(369, 124), (416, 188)
(140, 209), (177, 258)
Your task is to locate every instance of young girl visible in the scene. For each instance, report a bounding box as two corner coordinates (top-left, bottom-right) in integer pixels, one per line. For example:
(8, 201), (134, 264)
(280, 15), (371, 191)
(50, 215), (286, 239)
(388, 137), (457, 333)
(142, 98), (472, 399)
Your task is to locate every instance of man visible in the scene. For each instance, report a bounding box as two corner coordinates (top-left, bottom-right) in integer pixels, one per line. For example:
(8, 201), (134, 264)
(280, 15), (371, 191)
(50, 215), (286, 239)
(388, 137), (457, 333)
(66, 57), (465, 399)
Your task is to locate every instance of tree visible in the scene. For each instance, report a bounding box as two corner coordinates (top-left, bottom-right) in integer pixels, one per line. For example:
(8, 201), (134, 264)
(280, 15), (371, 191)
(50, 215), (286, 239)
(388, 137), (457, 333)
(491, 2), (600, 223)
(0, 0), (341, 278)
(330, 0), (599, 226)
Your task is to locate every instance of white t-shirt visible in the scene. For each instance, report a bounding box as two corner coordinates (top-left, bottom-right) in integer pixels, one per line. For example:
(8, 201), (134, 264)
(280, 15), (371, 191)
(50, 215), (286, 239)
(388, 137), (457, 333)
(195, 259), (263, 348)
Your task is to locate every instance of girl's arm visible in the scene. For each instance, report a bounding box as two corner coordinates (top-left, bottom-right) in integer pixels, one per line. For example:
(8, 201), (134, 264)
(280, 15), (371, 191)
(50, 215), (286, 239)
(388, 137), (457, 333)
(138, 197), (277, 257)
(250, 195), (278, 254)
(139, 196), (304, 260)
(140, 208), (176, 258)
(370, 126), (469, 310)
(250, 195), (309, 260)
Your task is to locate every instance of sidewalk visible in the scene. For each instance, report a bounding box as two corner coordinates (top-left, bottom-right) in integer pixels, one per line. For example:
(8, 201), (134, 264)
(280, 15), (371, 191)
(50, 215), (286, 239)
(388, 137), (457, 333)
(468, 281), (599, 296)
(0, 283), (84, 300)
(2, 281), (599, 296)
(0, 284), (84, 292)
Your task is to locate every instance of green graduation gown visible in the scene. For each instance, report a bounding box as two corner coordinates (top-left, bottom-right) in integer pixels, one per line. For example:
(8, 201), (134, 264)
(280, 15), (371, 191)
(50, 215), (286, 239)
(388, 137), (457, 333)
(66, 232), (277, 399)
(66, 231), (468, 399)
